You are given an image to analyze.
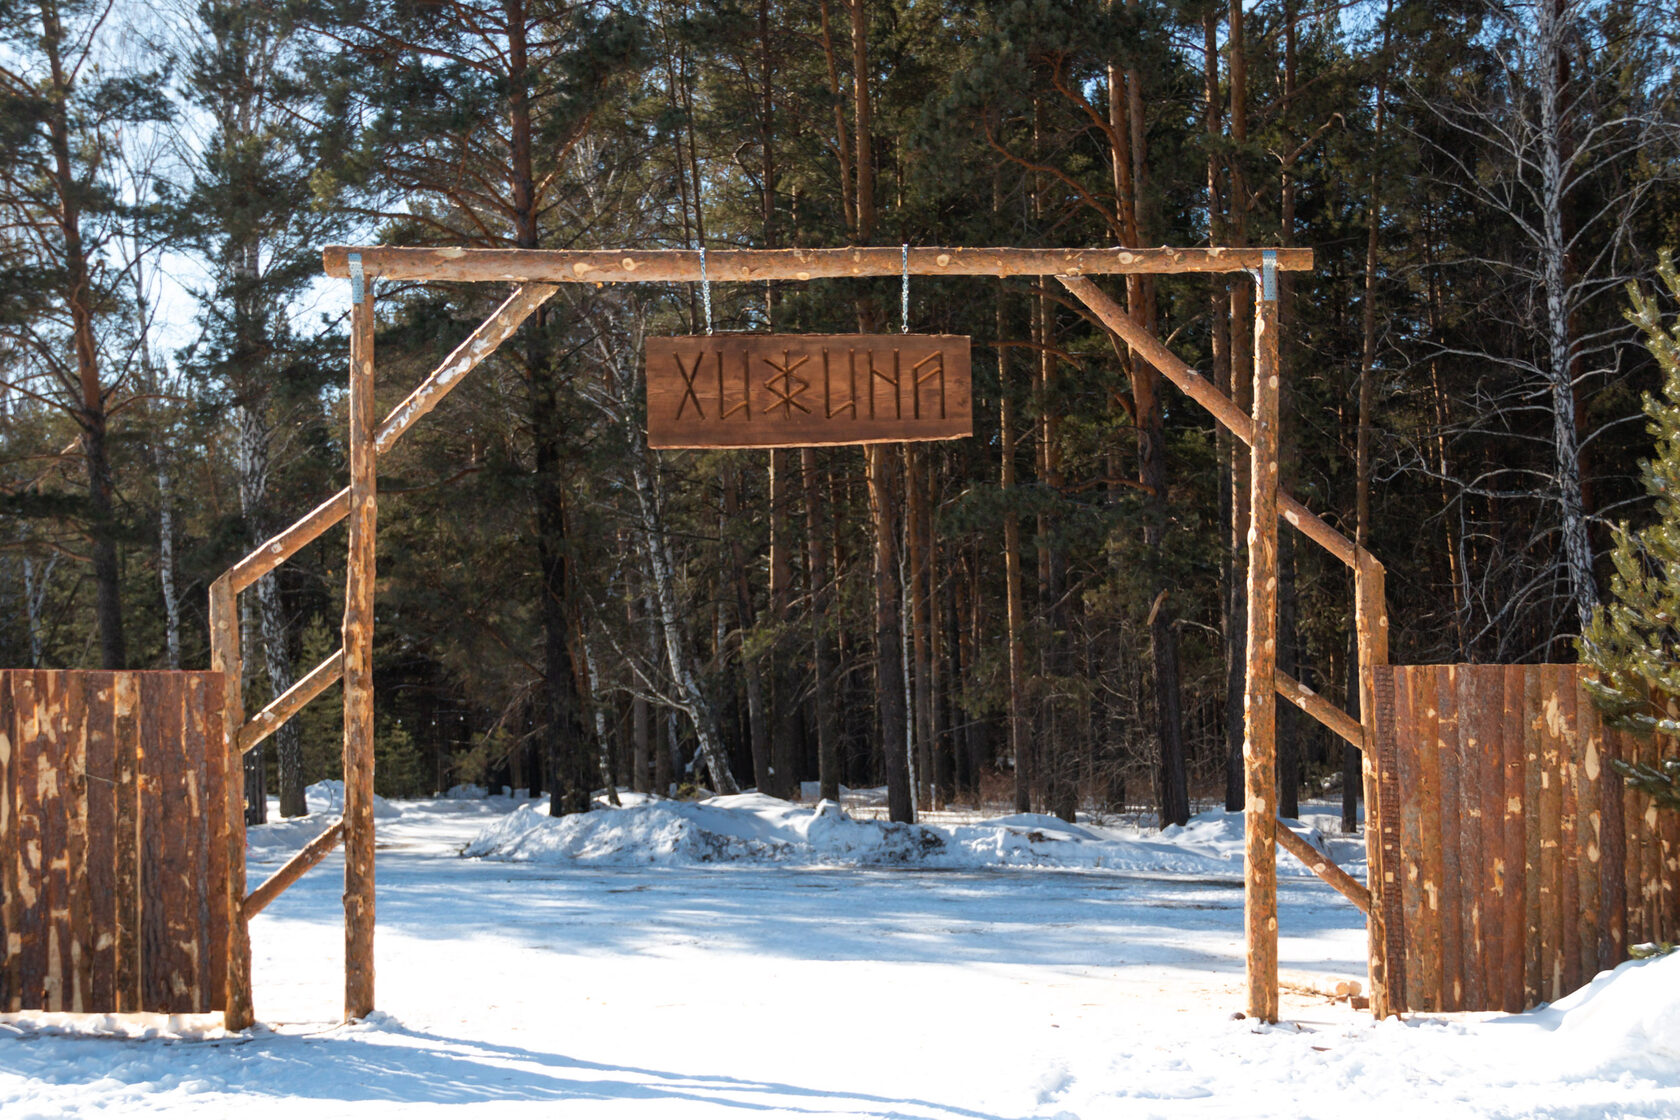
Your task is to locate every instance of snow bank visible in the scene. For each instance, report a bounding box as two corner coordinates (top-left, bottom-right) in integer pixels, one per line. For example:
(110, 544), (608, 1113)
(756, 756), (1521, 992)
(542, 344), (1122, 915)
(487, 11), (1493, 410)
(1542, 951), (1680, 1075)
(464, 794), (942, 865)
(465, 796), (1339, 876)
(306, 779), (401, 819)
(246, 782), (400, 862)
(0, 1011), (230, 1041)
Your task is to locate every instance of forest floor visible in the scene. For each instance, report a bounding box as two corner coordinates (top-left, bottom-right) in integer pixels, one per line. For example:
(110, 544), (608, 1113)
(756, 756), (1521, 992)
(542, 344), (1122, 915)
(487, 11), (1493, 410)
(1, 791), (1676, 1119)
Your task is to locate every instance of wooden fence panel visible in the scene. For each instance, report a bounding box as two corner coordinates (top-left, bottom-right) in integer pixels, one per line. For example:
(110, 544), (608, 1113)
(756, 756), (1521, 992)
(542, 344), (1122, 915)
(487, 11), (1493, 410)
(1499, 665), (1526, 1013)
(84, 676), (116, 1012)
(1460, 666), (1490, 1013)
(1375, 664), (1680, 1013)
(0, 670), (231, 1014)
(1371, 665), (1409, 1010)
(0, 673), (19, 1009)
(1437, 667), (1463, 1010)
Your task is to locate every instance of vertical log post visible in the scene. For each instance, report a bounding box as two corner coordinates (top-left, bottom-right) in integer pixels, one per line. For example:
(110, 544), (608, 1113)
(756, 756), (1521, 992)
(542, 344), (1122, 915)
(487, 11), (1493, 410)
(342, 258), (377, 1020)
(208, 579), (254, 1029)
(1244, 252), (1281, 1023)
(1356, 554), (1392, 1016)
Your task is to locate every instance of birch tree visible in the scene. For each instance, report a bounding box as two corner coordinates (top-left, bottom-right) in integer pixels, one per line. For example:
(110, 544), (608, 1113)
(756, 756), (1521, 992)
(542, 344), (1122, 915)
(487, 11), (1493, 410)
(173, 0), (344, 817)
(1409, 0), (1679, 651)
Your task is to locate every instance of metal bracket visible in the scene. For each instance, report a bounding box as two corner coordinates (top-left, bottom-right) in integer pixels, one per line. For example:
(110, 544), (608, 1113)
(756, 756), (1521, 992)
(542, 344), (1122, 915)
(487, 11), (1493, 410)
(900, 243), (910, 333)
(1261, 249), (1278, 302)
(348, 252), (365, 305)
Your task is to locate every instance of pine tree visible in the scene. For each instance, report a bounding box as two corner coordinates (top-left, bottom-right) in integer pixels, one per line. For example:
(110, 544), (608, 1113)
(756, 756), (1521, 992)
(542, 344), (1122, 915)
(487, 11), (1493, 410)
(1581, 251), (1680, 812)
(173, 0), (345, 820)
(0, 0), (170, 669)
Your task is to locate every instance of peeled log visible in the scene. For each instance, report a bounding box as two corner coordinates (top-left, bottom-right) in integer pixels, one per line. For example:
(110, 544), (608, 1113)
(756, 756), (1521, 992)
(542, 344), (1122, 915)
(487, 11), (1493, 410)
(324, 244), (1313, 284)
(342, 293), (377, 1021)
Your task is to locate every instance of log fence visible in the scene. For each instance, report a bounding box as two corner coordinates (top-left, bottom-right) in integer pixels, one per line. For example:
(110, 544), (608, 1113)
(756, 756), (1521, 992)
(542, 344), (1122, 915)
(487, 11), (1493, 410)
(217, 242), (1375, 1025)
(0, 671), (231, 1014)
(6, 241), (1672, 1034)
(1372, 664), (1679, 1013)
(11, 243), (1672, 1031)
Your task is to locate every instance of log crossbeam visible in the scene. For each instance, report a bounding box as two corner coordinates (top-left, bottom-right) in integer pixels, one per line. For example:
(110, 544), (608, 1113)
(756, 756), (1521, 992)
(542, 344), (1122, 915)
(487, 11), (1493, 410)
(1276, 824), (1372, 915)
(243, 820), (346, 918)
(1276, 669), (1364, 750)
(238, 650), (345, 756)
(214, 281), (555, 1025)
(1062, 270), (1394, 1014)
(1058, 275), (1366, 572)
(208, 243), (1396, 1027)
(324, 245), (1315, 284)
(223, 283), (558, 595)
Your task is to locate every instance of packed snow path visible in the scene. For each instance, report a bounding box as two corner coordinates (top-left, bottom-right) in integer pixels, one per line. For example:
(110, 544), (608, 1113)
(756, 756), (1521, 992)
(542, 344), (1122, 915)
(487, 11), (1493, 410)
(2, 795), (1677, 1119)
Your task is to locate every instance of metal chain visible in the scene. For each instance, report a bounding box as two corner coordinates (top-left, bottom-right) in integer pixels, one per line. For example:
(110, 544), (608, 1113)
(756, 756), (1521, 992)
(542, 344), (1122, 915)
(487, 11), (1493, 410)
(900, 244), (910, 333)
(699, 245), (713, 334)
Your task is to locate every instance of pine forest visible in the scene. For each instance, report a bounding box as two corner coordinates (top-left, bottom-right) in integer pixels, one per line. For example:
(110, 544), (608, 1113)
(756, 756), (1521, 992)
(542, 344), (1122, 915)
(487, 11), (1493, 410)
(2, 0), (1677, 830)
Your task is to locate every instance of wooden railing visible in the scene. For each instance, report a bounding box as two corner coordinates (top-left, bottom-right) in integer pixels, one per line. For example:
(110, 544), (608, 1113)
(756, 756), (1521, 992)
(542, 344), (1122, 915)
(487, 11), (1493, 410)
(231, 244), (1374, 1028)
(1060, 274), (1393, 1018)
(209, 281), (559, 1028)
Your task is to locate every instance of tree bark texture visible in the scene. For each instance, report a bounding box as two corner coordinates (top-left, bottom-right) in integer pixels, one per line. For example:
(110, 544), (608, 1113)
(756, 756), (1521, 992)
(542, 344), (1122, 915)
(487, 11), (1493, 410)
(1244, 268), (1281, 1024)
(802, 447), (842, 802)
(342, 290), (377, 1022)
(868, 443), (913, 822)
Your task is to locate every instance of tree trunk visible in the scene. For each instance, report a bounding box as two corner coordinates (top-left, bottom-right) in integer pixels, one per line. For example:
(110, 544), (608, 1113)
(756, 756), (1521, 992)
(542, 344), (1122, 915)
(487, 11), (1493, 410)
(818, 0), (855, 233)
(1000, 284), (1031, 814)
(1353, 0), (1395, 832)
(233, 406), (273, 824)
(41, 2), (124, 672)
(21, 556), (55, 668)
(631, 595), (651, 793)
(769, 450), (800, 798)
(868, 444), (912, 821)
(631, 445), (740, 794)
(927, 461), (952, 808)
(1204, 12), (1242, 814)
(907, 444), (934, 809)
(579, 625), (621, 805)
(525, 325), (593, 815)
(724, 464), (773, 790)
(849, 0), (910, 821)
(647, 597), (673, 797)
(132, 262), (181, 671)
(1225, 0), (1252, 815)
(1536, 0), (1596, 634)
(802, 447), (842, 802)
(1109, 37), (1186, 830)
(1277, 533), (1300, 819)
(1276, 3), (1300, 823)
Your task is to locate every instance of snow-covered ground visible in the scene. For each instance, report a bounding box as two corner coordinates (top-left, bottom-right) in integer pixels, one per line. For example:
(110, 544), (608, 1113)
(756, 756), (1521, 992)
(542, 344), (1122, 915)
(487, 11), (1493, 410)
(2, 792), (1677, 1119)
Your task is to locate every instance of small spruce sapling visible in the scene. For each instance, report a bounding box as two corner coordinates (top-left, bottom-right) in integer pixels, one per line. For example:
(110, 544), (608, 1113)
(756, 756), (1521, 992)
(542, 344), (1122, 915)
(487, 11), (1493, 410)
(1581, 251), (1680, 813)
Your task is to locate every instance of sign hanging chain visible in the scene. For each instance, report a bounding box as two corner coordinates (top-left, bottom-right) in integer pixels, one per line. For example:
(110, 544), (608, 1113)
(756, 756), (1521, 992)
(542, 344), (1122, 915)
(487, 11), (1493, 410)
(900, 244), (910, 333)
(699, 245), (714, 335)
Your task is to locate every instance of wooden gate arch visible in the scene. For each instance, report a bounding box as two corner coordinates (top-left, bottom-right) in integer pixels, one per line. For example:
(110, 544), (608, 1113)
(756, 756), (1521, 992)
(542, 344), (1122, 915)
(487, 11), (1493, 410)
(9, 245), (1673, 1030)
(202, 242), (1379, 1030)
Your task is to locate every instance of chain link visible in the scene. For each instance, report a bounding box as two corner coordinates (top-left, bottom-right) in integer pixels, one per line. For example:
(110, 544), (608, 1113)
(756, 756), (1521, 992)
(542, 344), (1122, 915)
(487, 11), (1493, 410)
(699, 245), (713, 334)
(900, 244), (909, 333)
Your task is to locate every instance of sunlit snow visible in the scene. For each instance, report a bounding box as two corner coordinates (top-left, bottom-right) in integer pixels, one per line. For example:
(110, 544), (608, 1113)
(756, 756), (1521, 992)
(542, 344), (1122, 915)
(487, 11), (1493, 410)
(2, 791), (1675, 1118)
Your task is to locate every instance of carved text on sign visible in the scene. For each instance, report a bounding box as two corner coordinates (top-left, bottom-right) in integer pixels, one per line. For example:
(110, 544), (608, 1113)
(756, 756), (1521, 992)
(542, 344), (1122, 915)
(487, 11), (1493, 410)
(646, 334), (972, 449)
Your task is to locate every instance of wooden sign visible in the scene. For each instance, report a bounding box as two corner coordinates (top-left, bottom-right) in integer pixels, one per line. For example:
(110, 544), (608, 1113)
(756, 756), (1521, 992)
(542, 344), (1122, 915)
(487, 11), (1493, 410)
(645, 333), (971, 449)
